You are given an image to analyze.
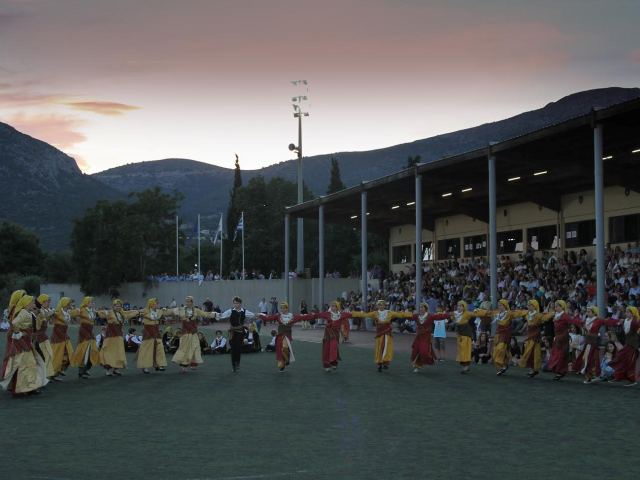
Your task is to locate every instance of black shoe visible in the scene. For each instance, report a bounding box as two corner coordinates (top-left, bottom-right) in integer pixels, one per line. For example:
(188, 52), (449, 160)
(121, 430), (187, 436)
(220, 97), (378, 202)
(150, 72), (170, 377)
(377, 365), (382, 372)
(112, 370), (122, 376)
(51, 376), (63, 382)
(156, 367), (165, 372)
(527, 371), (539, 378)
(142, 368), (150, 374)
(58, 371), (66, 377)
(79, 373), (89, 379)
(553, 374), (565, 381)
(382, 365), (389, 370)
(279, 367), (285, 372)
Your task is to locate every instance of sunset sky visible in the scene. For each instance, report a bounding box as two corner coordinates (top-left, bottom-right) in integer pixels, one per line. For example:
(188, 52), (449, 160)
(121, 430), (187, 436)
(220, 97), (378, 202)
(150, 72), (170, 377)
(1, 0), (638, 173)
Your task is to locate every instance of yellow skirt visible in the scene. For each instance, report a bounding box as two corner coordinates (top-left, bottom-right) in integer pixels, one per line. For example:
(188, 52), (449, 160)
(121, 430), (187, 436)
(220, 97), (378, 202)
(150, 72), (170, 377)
(51, 339), (74, 375)
(492, 342), (510, 369)
(37, 339), (56, 378)
(171, 333), (203, 366)
(1, 350), (49, 394)
(456, 336), (472, 364)
(136, 338), (167, 369)
(99, 337), (127, 369)
(71, 339), (100, 368)
(519, 339), (542, 371)
(374, 334), (394, 364)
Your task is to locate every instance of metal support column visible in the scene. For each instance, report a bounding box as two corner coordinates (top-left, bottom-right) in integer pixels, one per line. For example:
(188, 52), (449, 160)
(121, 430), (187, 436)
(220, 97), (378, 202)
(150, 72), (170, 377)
(318, 205), (325, 311)
(284, 213), (290, 303)
(415, 173), (423, 309)
(594, 123), (605, 312)
(361, 190), (368, 311)
(488, 149), (498, 309)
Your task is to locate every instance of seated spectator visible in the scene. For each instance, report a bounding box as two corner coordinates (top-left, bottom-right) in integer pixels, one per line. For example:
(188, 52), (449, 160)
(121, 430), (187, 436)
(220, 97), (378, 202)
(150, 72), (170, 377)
(167, 329), (181, 353)
(1, 308), (11, 331)
(509, 337), (522, 366)
(95, 327), (107, 349)
(125, 328), (142, 352)
(162, 327), (173, 352)
(473, 331), (491, 364)
(598, 341), (617, 382)
(398, 317), (416, 334)
(568, 323), (584, 372)
(211, 330), (228, 354)
(265, 330), (277, 352)
(541, 336), (552, 371)
(198, 331), (212, 354)
(242, 324), (262, 353)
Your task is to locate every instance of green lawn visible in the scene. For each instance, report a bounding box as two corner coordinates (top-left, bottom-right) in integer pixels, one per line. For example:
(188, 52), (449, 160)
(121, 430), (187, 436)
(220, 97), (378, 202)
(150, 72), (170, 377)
(1, 327), (639, 480)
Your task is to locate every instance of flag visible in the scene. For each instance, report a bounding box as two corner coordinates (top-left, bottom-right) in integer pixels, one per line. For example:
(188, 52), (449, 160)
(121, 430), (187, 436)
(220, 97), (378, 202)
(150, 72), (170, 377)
(233, 213), (244, 241)
(212, 215), (223, 244)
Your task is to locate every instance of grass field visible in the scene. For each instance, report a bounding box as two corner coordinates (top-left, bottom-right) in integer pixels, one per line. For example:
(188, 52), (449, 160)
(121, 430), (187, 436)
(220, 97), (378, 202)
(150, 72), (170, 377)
(1, 325), (639, 480)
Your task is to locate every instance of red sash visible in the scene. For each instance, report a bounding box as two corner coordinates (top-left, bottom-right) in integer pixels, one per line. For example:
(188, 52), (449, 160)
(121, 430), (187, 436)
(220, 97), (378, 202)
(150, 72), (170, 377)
(142, 324), (160, 340)
(51, 324), (69, 343)
(78, 323), (94, 342)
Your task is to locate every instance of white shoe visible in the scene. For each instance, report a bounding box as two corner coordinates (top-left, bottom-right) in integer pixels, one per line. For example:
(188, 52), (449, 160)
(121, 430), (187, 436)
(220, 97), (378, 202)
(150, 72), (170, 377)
(324, 368), (331, 372)
(413, 368), (419, 373)
(624, 382), (637, 387)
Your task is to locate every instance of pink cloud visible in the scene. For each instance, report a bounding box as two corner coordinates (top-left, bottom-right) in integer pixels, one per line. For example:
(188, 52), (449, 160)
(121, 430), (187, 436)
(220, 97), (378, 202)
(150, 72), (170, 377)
(62, 100), (140, 115)
(6, 112), (87, 149)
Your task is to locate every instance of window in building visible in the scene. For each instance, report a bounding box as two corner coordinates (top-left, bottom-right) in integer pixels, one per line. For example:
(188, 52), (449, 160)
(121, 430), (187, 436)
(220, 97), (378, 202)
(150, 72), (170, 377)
(422, 242), (433, 262)
(609, 213), (640, 244)
(527, 225), (557, 251)
(463, 234), (487, 257)
(438, 238), (460, 259)
(497, 230), (523, 254)
(565, 220), (596, 248)
(392, 244), (412, 264)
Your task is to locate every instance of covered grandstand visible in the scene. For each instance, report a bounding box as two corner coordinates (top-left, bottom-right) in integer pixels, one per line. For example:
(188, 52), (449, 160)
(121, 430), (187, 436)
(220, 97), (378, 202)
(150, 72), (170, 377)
(284, 96), (640, 312)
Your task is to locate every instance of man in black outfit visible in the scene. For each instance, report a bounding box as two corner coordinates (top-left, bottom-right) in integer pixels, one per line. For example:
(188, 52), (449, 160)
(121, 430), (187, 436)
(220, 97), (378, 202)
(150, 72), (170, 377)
(218, 297), (256, 372)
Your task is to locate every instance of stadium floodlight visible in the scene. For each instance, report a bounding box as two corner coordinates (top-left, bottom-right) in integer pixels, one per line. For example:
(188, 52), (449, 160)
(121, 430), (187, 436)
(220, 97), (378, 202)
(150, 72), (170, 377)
(632, 148), (640, 154)
(533, 170), (548, 176)
(602, 155), (613, 161)
(508, 176), (521, 182)
(350, 215), (357, 219)
(461, 187), (472, 193)
(441, 192), (452, 197)
(391, 205), (400, 210)
(406, 201), (415, 206)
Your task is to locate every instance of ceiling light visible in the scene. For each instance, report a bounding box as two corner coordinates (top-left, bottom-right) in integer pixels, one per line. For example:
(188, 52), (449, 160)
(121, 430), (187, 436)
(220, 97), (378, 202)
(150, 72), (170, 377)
(533, 170), (548, 176)
(461, 187), (472, 193)
(508, 176), (521, 182)
(441, 192), (452, 197)
(391, 205), (400, 210)
(406, 201), (415, 206)
(602, 155), (613, 161)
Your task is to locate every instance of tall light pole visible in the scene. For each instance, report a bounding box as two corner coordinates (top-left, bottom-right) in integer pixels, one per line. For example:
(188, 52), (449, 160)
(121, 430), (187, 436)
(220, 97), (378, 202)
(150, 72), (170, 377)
(289, 80), (309, 275)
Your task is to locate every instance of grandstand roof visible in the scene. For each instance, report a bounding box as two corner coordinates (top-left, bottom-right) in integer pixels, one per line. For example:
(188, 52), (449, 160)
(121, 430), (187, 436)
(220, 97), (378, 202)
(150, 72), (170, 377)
(286, 97), (640, 233)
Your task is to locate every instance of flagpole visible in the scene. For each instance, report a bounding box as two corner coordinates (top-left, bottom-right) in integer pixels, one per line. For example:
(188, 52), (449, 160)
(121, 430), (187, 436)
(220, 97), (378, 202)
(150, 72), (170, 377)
(241, 211), (245, 280)
(219, 212), (223, 280)
(197, 214), (201, 276)
(175, 215), (179, 277)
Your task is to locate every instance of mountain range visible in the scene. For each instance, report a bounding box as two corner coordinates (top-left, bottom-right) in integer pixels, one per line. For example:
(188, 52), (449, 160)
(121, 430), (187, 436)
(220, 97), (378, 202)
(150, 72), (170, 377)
(1, 87), (639, 251)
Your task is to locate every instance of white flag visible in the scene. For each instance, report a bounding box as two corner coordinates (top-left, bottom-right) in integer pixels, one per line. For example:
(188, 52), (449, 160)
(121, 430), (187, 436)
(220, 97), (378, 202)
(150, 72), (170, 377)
(212, 215), (223, 244)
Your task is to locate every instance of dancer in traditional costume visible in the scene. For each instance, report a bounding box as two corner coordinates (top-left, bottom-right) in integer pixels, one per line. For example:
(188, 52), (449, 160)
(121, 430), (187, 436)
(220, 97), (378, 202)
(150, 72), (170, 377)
(547, 300), (582, 381)
(136, 298), (169, 374)
(609, 306), (640, 386)
(260, 301), (314, 371)
(70, 296), (100, 379)
(450, 301), (477, 374)
(519, 300), (554, 378)
(169, 296), (217, 372)
(315, 301), (353, 371)
(474, 300), (527, 376)
(34, 294), (56, 380)
(0, 295), (49, 396)
(50, 297), (75, 379)
(2, 290), (26, 376)
(410, 303), (449, 373)
(573, 306), (619, 384)
(218, 297), (257, 372)
(97, 299), (140, 376)
(352, 300), (413, 372)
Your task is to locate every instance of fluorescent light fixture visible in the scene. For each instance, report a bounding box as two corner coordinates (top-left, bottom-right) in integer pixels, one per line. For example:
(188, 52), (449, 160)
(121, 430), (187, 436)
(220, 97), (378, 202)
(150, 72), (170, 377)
(632, 148), (640, 154)
(350, 215), (357, 219)
(391, 205), (400, 210)
(461, 187), (472, 193)
(602, 155), (613, 161)
(508, 176), (521, 182)
(406, 201), (415, 206)
(533, 170), (548, 176)
(441, 192), (452, 197)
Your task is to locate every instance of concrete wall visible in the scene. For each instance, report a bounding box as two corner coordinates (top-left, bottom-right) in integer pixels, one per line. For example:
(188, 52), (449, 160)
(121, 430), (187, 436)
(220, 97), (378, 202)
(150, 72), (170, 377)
(41, 278), (360, 311)
(388, 186), (640, 271)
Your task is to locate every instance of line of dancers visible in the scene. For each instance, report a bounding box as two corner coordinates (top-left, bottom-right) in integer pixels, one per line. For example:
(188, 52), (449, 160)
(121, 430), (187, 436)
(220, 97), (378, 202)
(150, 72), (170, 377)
(2, 289), (639, 397)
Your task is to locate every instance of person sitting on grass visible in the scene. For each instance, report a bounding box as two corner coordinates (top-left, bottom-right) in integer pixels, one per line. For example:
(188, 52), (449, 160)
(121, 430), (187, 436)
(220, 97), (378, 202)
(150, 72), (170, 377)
(167, 329), (181, 354)
(509, 337), (522, 366)
(597, 341), (617, 382)
(210, 330), (228, 354)
(125, 328), (142, 352)
(162, 327), (173, 352)
(265, 330), (277, 352)
(473, 331), (491, 364)
(198, 331), (211, 355)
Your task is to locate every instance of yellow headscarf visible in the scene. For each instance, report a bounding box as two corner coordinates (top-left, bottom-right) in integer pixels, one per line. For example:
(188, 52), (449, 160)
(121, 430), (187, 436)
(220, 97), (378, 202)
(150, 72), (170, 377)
(587, 306), (599, 316)
(15, 295), (34, 315)
(499, 299), (510, 310)
(112, 299), (123, 306)
(420, 302), (429, 312)
(147, 298), (158, 309)
(80, 296), (93, 308)
(457, 301), (468, 311)
(376, 300), (387, 308)
(528, 299), (540, 313)
(556, 300), (568, 312)
(628, 306), (639, 321)
(55, 297), (72, 313)
(330, 300), (341, 310)
(37, 294), (50, 305)
(280, 301), (289, 309)
(8, 289), (26, 319)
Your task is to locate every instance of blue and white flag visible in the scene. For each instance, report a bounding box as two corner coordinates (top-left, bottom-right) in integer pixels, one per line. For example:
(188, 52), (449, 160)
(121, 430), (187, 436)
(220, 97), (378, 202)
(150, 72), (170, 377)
(212, 215), (223, 244)
(233, 212), (244, 241)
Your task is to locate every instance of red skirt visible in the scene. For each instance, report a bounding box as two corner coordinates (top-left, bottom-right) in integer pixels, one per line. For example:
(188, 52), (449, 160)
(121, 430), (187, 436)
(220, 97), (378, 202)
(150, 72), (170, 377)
(411, 332), (436, 366)
(547, 333), (569, 375)
(609, 345), (639, 382)
(322, 337), (340, 367)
